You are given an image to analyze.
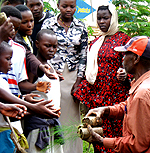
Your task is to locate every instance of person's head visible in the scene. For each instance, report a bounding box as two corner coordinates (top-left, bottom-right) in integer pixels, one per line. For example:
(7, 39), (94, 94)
(16, 5), (34, 36)
(115, 36), (150, 75)
(97, 3), (118, 33)
(2, 0), (24, 6)
(26, 0), (44, 21)
(1, 5), (22, 40)
(36, 29), (57, 61)
(0, 41), (13, 74)
(57, 0), (76, 20)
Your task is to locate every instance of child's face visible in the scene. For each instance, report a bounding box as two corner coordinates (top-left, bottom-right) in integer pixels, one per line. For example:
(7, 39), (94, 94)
(19, 10), (34, 36)
(0, 47), (13, 74)
(36, 33), (57, 60)
(57, 0), (76, 20)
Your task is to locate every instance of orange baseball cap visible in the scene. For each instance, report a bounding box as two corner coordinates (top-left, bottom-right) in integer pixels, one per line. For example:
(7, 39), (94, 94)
(114, 36), (150, 59)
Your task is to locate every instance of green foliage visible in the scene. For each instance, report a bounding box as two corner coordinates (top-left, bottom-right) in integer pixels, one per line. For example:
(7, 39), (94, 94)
(87, 26), (94, 37)
(113, 0), (150, 37)
(0, 0), (5, 11)
(83, 141), (94, 153)
(43, 0), (60, 15)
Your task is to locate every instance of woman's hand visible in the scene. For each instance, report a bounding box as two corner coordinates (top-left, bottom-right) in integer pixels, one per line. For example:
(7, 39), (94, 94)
(117, 68), (127, 81)
(71, 77), (82, 103)
(36, 81), (51, 93)
(71, 77), (82, 95)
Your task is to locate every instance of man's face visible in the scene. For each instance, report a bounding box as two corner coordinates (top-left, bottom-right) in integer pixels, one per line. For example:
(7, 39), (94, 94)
(123, 51), (136, 74)
(26, 0), (44, 21)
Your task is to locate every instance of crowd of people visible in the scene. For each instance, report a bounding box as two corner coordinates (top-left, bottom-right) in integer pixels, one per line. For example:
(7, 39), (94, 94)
(0, 0), (150, 153)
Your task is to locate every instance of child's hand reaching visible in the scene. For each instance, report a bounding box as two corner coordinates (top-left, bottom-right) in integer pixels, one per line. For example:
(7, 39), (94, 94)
(36, 81), (51, 93)
(39, 64), (57, 80)
(24, 93), (44, 103)
(0, 103), (27, 119)
(56, 70), (64, 81)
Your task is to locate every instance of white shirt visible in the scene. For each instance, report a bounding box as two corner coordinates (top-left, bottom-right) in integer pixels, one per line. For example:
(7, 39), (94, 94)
(32, 62), (60, 110)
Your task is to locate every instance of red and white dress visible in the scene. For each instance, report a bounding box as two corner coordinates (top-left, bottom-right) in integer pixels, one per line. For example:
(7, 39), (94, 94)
(74, 31), (131, 153)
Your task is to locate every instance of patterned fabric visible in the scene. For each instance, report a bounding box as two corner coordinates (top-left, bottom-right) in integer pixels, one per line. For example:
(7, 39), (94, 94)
(41, 14), (88, 77)
(74, 31), (131, 153)
(0, 72), (19, 96)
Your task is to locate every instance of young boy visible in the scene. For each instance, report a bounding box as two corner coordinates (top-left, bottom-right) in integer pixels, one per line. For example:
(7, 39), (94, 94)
(0, 41), (27, 152)
(24, 29), (64, 153)
(0, 41), (27, 121)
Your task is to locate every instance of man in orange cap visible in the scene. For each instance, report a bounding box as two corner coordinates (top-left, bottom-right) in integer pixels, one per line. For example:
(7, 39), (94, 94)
(85, 36), (150, 153)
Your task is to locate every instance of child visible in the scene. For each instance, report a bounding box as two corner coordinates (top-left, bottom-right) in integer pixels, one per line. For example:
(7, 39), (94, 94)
(0, 41), (26, 152)
(24, 29), (64, 153)
(15, 5), (34, 53)
(42, 0), (88, 152)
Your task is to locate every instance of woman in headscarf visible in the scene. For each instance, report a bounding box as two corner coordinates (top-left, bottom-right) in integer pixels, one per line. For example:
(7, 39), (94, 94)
(73, 2), (131, 153)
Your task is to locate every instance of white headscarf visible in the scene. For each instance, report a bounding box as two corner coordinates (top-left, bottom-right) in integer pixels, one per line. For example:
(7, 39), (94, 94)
(85, 2), (119, 85)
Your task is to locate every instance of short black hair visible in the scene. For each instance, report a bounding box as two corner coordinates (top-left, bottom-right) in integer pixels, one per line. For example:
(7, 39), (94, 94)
(0, 41), (12, 55)
(8, 0), (24, 4)
(58, 0), (76, 5)
(97, 6), (112, 15)
(25, 0), (43, 5)
(15, 4), (30, 12)
(1, 5), (22, 19)
(36, 29), (56, 41)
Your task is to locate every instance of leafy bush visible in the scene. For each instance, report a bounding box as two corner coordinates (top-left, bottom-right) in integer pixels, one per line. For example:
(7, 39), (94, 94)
(113, 0), (150, 37)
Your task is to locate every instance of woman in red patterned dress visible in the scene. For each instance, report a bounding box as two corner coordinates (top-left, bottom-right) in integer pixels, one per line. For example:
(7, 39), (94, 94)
(73, 3), (131, 153)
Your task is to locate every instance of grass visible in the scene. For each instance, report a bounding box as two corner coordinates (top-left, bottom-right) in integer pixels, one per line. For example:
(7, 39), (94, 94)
(83, 140), (94, 153)
(39, 102), (95, 153)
